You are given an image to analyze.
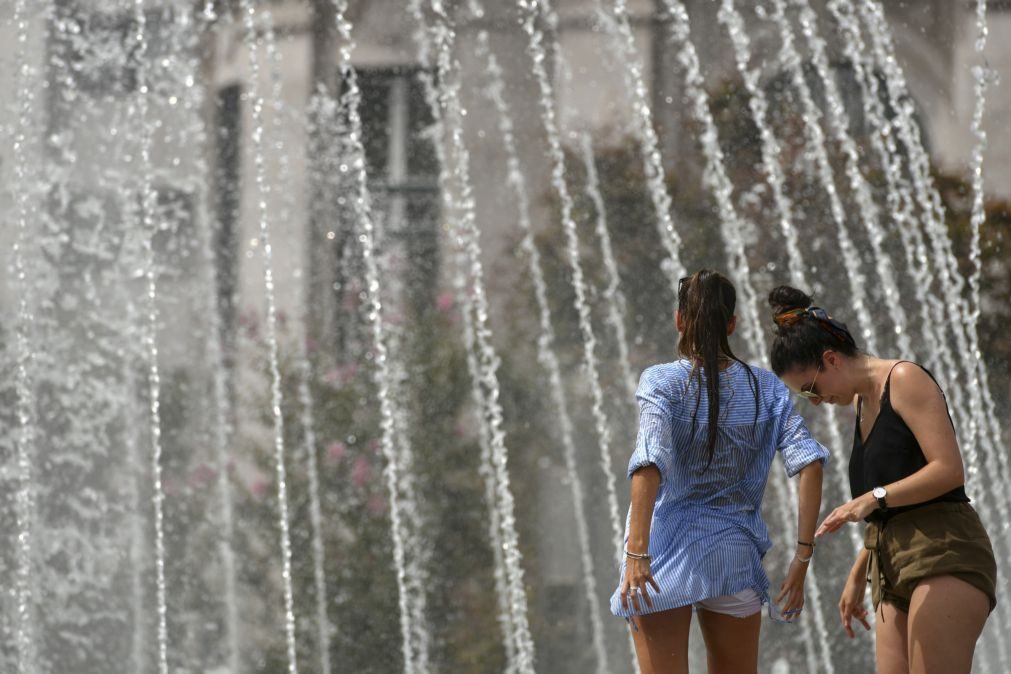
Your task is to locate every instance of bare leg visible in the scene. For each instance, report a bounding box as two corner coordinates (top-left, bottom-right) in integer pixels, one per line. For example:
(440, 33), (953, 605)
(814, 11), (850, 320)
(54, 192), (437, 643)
(907, 576), (989, 674)
(629, 606), (692, 674)
(696, 608), (761, 674)
(875, 600), (909, 674)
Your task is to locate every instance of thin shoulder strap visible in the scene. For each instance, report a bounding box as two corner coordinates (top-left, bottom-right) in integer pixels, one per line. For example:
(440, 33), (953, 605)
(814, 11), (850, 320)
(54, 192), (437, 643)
(884, 360), (954, 428)
(881, 360), (912, 400)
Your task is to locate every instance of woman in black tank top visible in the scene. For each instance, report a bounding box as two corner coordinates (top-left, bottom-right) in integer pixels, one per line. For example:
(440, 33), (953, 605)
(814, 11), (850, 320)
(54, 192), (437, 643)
(767, 285), (997, 674)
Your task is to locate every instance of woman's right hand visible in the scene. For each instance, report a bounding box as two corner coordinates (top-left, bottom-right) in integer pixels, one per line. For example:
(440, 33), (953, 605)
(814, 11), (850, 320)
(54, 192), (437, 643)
(838, 572), (871, 638)
(620, 557), (660, 613)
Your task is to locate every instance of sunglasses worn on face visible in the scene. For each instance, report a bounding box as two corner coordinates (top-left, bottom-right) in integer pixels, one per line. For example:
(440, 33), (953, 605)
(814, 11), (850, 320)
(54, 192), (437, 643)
(797, 363), (823, 401)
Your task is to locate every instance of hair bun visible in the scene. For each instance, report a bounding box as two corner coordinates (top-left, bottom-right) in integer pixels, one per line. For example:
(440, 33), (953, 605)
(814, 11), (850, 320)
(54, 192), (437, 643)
(768, 286), (812, 315)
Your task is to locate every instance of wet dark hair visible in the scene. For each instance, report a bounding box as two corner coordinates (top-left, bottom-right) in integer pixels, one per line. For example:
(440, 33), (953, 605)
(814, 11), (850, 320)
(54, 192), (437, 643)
(678, 270), (759, 468)
(768, 285), (859, 375)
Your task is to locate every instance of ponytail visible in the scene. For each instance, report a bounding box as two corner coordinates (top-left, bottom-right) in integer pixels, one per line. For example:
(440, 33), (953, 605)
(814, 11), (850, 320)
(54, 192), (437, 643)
(678, 270), (759, 469)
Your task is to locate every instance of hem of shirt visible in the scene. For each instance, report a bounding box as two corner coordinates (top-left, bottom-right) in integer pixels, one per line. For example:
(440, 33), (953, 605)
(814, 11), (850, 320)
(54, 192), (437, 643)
(610, 579), (770, 620)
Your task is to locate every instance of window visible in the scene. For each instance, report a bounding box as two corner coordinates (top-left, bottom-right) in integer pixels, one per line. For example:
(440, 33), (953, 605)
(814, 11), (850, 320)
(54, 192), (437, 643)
(357, 67), (441, 322)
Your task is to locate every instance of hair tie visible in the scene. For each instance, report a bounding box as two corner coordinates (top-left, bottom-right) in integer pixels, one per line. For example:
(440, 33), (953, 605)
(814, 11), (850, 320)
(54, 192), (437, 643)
(773, 307), (808, 327)
(774, 306), (857, 348)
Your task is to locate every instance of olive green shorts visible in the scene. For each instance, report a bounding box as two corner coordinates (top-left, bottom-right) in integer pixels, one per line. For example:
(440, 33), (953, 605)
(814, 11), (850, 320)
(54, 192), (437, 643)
(864, 501), (997, 614)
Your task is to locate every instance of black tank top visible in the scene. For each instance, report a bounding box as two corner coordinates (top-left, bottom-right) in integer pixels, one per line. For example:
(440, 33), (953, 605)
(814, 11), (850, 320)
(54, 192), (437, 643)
(849, 361), (969, 522)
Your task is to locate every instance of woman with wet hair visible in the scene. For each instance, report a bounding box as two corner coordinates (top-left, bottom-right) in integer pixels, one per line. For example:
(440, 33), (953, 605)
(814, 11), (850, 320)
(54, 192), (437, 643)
(769, 285), (997, 674)
(610, 270), (828, 674)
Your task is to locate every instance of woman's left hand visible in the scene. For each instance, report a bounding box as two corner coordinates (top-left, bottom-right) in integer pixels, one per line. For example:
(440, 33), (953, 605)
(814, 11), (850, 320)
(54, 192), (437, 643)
(816, 493), (876, 537)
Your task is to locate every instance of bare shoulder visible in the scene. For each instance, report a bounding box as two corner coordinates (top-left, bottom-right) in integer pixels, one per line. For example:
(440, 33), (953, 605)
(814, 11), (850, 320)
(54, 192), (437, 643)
(889, 361), (946, 411)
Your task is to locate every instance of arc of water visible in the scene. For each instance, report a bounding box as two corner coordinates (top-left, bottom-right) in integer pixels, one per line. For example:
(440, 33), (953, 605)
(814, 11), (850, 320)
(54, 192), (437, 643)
(473, 28), (611, 674)
(962, 0), (1011, 542)
(658, 2), (833, 670)
(182, 3), (243, 670)
(852, 0), (991, 439)
(965, 33), (1009, 506)
(406, 7), (492, 673)
(716, 3), (804, 292)
(791, 1), (914, 359)
(578, 134), (639, 401)
(119, 329), (148, 674)
(11, 0), (39, 669)
(333, 1), (442, 671)
(533, 0), (640, 404)
(255, 9), (334, 672)
(132, 2), (171, 672)
(435, 19), (517, 657)
(593, 0), (686, 290)
(968, 2), (989, 406)
(659, 0), (762, 360)
(370, 211), (433, 672)
(409, 2), (537, 669)
(236, 3), (299, 671)
(963, 3), (1011, 667)
(386, 321), (432, 673)
(714, 0), (862, 561)
(825, 0), (952, 386)
(516, 0), (627, 570)
(763, 0), (878, 358)
(459, 276), (519, 674)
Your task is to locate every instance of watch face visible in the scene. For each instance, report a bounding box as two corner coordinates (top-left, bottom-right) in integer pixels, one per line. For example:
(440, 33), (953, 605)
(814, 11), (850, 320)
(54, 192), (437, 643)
(873, 487), (886, 499)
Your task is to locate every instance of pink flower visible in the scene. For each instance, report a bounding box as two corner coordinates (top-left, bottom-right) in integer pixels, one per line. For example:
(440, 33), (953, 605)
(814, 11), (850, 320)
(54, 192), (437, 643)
(323, 364), (359, 386)
(437, 291), (454, 313)
(190, 462), (218, 488)
(250, 476), (271, 499)
(326, 441), (347, 463)
(366, 494), (387, 516)
(351, 457), (371, 487)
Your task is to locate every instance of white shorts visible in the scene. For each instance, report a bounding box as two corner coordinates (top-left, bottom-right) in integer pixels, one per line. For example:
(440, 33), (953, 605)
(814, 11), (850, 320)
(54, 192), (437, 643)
(693, 588), (762, 618)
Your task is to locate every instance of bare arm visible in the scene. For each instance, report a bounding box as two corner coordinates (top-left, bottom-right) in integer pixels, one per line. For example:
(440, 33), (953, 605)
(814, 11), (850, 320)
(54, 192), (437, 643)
(796, 459), (822, 550)
(627, 465), (661, 553)
(776, 459), (823, 617)
(817, 362), (965, 535)
(838, 547), (872, 637)
(620, 465), (661, 612)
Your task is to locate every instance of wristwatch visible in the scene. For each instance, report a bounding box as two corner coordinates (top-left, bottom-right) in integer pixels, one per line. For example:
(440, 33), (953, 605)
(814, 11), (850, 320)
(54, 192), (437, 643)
(872, 486), (889, 511)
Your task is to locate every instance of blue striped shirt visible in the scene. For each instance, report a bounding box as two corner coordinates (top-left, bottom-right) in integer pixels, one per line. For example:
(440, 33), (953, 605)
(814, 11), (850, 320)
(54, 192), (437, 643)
(610, 360), (829, 617)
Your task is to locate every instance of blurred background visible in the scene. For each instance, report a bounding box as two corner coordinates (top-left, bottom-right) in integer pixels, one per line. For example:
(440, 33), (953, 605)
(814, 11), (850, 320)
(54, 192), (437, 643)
(1, 0), (1010, 672)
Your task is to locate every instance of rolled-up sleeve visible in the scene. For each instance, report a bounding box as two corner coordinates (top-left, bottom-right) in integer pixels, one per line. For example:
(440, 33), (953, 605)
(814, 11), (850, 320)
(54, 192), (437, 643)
(627, 367), (675, 483)
(774, 383), (830, 478)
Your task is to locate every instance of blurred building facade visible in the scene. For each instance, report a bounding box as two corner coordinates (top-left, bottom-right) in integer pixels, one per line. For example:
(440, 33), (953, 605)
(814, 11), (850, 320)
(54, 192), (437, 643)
(0, 0), (1010, 670)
